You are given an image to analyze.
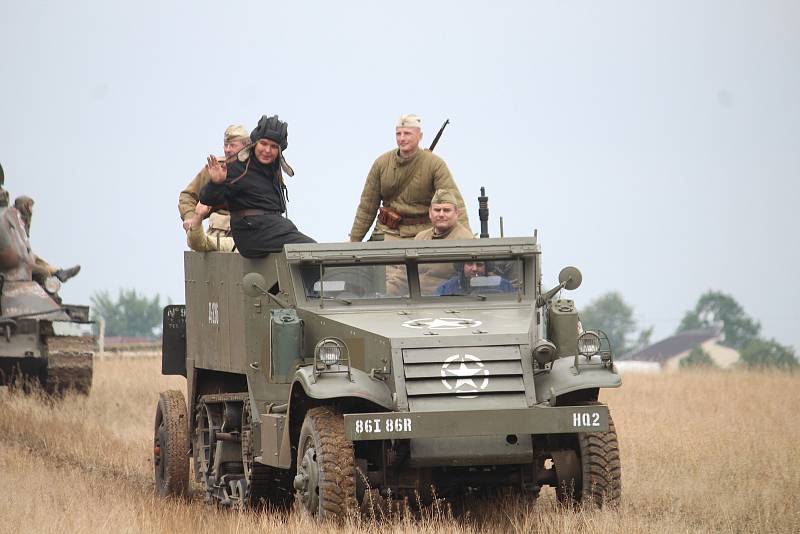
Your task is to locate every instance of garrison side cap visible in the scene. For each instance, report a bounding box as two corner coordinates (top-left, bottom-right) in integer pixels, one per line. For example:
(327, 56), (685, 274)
(283, 237), (540, 264)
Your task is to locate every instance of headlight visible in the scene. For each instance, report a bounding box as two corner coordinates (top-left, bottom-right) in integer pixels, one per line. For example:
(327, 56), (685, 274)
(44, 276), (62, 295)
(532, 339), (557, 366)
(314, 338), (344, 366)
(577, 331), (601, 357)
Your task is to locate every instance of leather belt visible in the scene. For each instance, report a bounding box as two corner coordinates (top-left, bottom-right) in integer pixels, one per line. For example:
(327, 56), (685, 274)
(401, 215), (430, 226)
(207, 228), (231, 236)
(230, 209), (282, 222)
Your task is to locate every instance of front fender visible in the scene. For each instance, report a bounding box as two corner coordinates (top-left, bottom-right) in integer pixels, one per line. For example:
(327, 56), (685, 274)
(269, 367), (395, 469)
(534, 356), (621, 404)
(292, 365), (395, 410)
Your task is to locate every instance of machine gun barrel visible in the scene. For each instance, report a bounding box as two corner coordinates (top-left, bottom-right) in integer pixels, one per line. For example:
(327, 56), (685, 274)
(478, 187), (490, 238)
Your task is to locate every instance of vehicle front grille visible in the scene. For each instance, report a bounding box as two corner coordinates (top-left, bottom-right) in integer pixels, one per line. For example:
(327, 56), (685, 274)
(402, 346), (528, 411)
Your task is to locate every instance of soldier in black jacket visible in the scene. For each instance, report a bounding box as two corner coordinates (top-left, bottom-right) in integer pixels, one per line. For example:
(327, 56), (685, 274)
(200, 115), (314, 258)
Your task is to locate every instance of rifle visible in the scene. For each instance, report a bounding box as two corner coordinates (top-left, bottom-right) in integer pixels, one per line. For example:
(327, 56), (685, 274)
(428, 119), (450, 151)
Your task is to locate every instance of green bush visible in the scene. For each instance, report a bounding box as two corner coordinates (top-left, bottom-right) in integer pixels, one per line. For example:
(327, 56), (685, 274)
(739, 339), (798, 370)
(90, 289), (163, 338)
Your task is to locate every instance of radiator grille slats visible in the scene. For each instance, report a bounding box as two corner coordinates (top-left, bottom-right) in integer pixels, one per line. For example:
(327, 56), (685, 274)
(402, 346), (527, 412)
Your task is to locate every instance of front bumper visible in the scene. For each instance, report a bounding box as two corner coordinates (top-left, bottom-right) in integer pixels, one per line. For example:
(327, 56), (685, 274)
(343, 404), (609, 441)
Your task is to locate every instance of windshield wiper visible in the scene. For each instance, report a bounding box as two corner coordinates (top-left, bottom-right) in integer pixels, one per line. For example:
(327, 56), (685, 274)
(320, 295), (352, 305)
(438, 293), (487, 301)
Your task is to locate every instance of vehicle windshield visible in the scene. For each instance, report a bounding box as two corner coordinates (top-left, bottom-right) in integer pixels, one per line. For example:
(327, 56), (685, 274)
(301, 264), (410, 301)
(418, 258), (523, 297)
(300, 258), (524, 303)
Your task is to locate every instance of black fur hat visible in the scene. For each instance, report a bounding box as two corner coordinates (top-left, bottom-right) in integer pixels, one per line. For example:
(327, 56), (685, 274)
(250, 115), (288, 151)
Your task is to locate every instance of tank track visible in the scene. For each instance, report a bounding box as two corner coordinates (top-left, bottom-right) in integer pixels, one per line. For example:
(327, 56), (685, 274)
(242, 400), (293, 509)
(44, 335), (94, 395)
(196, 393), (293, 509)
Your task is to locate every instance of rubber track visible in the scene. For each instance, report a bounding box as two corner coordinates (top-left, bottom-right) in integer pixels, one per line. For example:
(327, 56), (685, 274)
(576, 402), (622, 507)
(155, 390), (189, 497)
(241, 400), (293, 509)
(249, 463), (293, 508)
(44, 335), (94, 395)
(303, 407), (357, 519)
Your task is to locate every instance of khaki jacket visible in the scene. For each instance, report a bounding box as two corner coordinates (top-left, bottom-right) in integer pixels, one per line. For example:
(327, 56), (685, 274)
(349, 149), (471, 241)
(178, 167), (230, 222)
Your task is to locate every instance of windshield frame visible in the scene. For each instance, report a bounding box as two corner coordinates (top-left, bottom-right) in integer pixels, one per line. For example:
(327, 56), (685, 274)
(294, 254), (532, 308)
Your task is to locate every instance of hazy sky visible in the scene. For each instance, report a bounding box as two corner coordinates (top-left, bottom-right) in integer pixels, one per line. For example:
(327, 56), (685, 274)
(1, 1), (798, 350)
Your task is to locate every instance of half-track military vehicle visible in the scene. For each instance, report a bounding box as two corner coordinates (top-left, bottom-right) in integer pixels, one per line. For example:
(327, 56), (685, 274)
(0, 163), (94, 395)
(156, 231), (622, 516)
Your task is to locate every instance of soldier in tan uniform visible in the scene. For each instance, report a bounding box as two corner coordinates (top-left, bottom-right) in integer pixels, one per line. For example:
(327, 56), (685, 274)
(349, 114), (471, 242)
(179, 125), (250, 252)
(413, 189), (474, 294)
(14, 196), (80, 287)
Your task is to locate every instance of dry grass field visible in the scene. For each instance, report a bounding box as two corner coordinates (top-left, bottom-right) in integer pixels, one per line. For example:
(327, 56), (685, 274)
(1, 357), (799, 534)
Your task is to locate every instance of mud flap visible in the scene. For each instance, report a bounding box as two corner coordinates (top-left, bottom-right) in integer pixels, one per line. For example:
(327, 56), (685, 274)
(162, 305), (186, 376)
(552, 449), (580, 493)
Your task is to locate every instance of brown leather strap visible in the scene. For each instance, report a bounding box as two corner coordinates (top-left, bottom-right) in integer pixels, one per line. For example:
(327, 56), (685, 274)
(230, 209), (281, 222)
(401, 215), (430, 226)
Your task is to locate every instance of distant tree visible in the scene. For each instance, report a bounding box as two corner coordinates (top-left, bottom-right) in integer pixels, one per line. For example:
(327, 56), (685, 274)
(580, 292), (640, 355)
(91, 289), (163, 338)
(679, 345), (716, 369)
(631, 326), (654, 355)
(677, 290), (760, 349)
(738, 339), (798, 370)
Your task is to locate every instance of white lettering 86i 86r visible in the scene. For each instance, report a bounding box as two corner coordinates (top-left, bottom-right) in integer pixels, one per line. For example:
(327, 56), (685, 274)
(355, 417), (412, 434)
(572, 412), (601, 428)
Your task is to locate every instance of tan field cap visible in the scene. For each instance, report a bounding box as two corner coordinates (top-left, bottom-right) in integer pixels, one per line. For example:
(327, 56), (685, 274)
(430, 189), (457, 206)
(224, 124), (249, 143)
(396, 114), (421, 129)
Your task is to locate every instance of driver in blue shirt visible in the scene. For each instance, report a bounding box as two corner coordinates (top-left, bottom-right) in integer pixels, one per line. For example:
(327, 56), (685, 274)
(436, 261), (514, 296)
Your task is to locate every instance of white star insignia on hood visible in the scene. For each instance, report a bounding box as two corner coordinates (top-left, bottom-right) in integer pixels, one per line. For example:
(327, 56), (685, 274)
(402, 317), (482, 330)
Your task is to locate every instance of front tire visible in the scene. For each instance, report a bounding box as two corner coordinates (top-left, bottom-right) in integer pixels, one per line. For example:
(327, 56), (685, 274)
(293, 407), (356, 519)
(555, 403), (622, 508)
(154, 390), (189, 497)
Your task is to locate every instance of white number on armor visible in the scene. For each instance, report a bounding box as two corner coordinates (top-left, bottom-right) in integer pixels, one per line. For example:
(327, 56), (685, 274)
(208, 302), (219, 325)
(354, 417), (412, 434)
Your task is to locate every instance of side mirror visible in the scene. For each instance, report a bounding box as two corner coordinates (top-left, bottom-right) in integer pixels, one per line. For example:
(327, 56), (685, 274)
(242, 272), (267, 297)
(537, 266), (583, 308)
(558, 266), (582, 291)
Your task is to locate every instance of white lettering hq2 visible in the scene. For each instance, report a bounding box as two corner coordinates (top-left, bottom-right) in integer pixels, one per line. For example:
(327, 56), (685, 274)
(572, 412), (601, 428)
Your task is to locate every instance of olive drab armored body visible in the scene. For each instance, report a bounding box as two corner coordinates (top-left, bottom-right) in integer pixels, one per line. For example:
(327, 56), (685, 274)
(157, 236), (622, 516)
(0, 163), (94, 395)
